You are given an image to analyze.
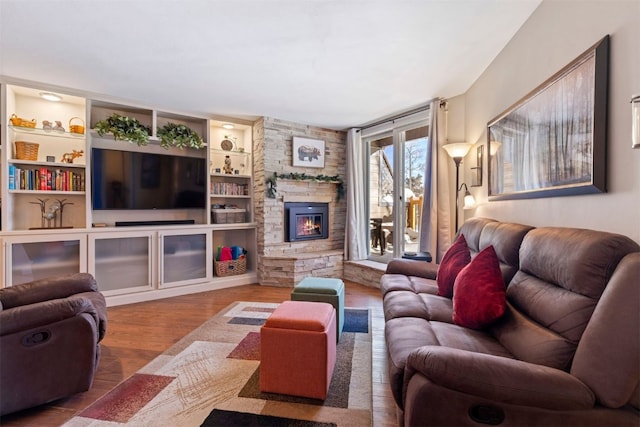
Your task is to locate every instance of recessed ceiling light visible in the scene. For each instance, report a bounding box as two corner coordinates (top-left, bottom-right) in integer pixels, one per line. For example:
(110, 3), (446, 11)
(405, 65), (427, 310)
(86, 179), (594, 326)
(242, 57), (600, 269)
(222, 123), (234, 129)
(39, 92), (62, 102)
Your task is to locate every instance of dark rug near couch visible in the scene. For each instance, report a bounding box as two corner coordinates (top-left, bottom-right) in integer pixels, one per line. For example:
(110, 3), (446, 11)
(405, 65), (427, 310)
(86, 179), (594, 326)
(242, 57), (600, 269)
(64, 302), (372, 427)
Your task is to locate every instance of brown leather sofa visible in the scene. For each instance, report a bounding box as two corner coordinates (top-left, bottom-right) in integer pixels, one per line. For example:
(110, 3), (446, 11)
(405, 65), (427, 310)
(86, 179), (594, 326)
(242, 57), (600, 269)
(381, 218), (640, 426)
(0, 273), (107, 416)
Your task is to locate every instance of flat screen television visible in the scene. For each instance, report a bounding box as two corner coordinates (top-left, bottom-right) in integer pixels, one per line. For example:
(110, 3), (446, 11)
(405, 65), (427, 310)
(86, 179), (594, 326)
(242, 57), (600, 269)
(92, 148), (206, 210)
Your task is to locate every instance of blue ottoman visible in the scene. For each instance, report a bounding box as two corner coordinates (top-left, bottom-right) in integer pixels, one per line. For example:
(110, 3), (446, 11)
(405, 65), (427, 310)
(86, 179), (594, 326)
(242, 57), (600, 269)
(291, 277), (345, 342)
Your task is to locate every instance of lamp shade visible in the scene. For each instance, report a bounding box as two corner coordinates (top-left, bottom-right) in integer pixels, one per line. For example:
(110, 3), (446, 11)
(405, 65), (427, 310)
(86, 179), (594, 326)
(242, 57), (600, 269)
(443, 142), (472, 159)
(463, 193), (476, 209)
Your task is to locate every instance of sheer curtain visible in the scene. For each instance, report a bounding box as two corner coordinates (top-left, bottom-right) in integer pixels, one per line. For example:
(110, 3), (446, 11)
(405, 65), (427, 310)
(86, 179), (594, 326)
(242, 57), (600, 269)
(344, 128), (368, 260)
(419, 100), (452, 262)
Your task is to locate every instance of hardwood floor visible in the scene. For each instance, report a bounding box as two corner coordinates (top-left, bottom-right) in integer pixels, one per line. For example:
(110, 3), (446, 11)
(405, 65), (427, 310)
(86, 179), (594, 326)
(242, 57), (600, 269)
(1, 281), (398, 427)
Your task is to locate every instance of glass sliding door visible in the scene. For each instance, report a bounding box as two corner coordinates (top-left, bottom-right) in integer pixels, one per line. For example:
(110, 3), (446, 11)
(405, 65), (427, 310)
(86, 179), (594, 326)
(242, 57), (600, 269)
(396, 125), (429, 256)
(367, 132), (394, 259)
(364, 110), (430, 262)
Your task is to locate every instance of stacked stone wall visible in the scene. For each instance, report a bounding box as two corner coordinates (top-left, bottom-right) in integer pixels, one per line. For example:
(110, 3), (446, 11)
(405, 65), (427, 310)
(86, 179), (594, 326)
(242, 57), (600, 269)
(253, 117), (347, 286)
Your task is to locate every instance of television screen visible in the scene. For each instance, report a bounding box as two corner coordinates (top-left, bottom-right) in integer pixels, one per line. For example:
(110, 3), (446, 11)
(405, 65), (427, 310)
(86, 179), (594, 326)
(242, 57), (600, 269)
(92, 148), (206, 210)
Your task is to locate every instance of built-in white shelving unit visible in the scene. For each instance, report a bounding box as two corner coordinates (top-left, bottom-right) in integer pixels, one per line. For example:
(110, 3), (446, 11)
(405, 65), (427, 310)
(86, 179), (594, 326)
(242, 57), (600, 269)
(0, 78), (257, 305)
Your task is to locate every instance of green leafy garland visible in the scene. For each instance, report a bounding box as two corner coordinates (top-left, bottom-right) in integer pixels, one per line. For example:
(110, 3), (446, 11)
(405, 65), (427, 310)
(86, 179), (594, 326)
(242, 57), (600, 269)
(94, 113), (151, 146)
(266, 172), (344, 200)
(157, 122), (204, 149)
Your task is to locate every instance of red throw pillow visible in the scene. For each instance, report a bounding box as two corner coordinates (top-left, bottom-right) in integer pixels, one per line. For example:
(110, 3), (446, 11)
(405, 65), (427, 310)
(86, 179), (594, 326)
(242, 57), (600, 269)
(452, 245), (506, 329)
(436, 234), (471, 298)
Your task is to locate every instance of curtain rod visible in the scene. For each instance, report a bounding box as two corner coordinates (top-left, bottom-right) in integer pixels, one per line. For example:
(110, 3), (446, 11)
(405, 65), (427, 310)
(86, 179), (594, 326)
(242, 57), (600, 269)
(357, 97), (442, 132)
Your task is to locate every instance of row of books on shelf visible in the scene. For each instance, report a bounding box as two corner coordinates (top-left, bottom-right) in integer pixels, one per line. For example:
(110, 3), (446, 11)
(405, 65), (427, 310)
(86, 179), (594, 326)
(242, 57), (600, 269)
(8, 165), (86, 192)
(210, 182), (249, 196)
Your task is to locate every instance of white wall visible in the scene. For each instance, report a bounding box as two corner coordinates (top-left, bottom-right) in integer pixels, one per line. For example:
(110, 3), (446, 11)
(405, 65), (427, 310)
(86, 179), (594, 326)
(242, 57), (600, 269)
(462, 0), (640, 243)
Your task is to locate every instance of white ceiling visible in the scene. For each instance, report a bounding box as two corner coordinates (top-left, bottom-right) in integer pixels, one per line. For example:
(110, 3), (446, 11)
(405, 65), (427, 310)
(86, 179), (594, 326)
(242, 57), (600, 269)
(0, 0), (541, 130)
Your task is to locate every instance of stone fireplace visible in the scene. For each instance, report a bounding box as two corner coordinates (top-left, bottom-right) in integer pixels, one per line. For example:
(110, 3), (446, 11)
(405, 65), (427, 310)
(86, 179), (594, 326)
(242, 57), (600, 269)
(285, 202), (329, 242)
(252, 117), (347, 287)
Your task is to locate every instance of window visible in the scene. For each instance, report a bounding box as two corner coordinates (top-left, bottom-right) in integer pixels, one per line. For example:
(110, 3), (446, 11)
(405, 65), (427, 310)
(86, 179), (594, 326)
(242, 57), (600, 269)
(363, 110), (430, 262)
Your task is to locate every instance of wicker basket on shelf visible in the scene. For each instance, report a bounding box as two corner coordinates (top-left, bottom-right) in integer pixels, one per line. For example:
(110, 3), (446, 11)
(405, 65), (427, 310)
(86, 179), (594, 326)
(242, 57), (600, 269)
(214, 258), (247, 277)
(9, 114), (37, 128)
(14, 141), (39, 161)
(69, 117), (85, 134)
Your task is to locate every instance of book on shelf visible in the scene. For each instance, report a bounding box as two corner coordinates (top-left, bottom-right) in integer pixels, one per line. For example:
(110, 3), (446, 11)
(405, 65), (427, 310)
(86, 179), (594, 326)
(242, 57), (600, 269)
(8, 165), (16, 190)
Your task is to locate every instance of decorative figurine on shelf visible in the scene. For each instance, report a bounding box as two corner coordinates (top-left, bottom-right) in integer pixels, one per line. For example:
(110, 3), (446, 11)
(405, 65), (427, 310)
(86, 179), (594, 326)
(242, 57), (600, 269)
(61, 149), (84, 164)
(43, 120), (65, 132)
(223, 155), (233, 174)
(43, 202), (60, 228)
(54, 199), (73, 228)
(29, 198), (74, 228)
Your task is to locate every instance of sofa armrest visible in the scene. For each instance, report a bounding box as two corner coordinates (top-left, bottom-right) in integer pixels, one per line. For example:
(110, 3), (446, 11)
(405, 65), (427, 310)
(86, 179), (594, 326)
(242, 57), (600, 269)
(70, 292), (107, 341)
(386, 259), (438, 279)
(0, 297), (99, 337)
(405, 346), (595, 411)
(0, 273), (99, 310)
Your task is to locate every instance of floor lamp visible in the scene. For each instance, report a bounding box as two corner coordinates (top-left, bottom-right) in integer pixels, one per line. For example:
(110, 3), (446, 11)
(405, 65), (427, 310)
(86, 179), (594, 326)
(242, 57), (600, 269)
(443, 142), (473, 232)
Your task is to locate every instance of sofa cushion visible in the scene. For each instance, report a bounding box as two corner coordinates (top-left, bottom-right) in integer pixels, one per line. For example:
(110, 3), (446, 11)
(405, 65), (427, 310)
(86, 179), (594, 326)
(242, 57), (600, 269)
(429, 322), (514, 358)
(383, 290), (453, 323)
(452, 246), (506, 329)
(384, 316), (513, 407)
(436, 234), (471, 298)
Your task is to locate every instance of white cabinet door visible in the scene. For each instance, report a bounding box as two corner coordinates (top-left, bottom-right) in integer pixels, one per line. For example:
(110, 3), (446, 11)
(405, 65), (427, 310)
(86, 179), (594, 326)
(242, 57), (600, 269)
(3, 232), (87, 286)
(88, 230), (154, 296)
(159, 227), (212, 288)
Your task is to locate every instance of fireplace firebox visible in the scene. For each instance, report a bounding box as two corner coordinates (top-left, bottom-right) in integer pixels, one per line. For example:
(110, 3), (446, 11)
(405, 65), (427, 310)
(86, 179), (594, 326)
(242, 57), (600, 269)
(285, 202), (329, 242)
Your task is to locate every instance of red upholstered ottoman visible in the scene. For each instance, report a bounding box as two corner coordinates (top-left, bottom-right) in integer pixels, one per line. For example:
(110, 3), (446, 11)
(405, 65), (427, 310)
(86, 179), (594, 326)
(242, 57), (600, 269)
(260, 300), (337, 399)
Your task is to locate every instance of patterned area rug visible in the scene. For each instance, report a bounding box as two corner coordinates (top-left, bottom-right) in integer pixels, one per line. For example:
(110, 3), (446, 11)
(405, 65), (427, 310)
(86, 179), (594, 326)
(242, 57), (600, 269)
(64, 301), (372, 427)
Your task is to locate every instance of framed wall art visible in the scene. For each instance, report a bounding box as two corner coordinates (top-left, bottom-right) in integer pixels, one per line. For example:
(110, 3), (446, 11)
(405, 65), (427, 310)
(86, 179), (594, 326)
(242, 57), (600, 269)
(293, 136), (325, 168)
(487, 35), (609, 201)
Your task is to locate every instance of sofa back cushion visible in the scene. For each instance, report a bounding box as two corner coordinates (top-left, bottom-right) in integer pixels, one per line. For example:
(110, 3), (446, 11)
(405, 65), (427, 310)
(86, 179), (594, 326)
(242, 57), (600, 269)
(479, 221), (534, 285)
(457, 217), (497, 255)
(458, 218), (532, 286)
(492, 303), (576, 370)
(494, 227), (639, 371)
(0, 273), (98, 309)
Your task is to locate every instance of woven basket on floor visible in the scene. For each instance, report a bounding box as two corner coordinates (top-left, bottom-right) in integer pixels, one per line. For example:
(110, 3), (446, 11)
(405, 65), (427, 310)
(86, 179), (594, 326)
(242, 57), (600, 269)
(214, 258), (247, 276)
(15, 141), (39, 161)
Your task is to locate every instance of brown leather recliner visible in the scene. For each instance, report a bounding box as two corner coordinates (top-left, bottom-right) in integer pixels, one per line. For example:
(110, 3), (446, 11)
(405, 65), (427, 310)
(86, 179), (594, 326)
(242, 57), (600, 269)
(0, 273), (107, 416)
(382, 219), (640, 426)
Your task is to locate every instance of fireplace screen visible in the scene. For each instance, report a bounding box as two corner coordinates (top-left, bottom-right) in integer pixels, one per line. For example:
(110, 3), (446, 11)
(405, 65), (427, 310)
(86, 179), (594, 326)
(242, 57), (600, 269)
(297, 214), (322, 237)
(285, 202), (329, 242)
